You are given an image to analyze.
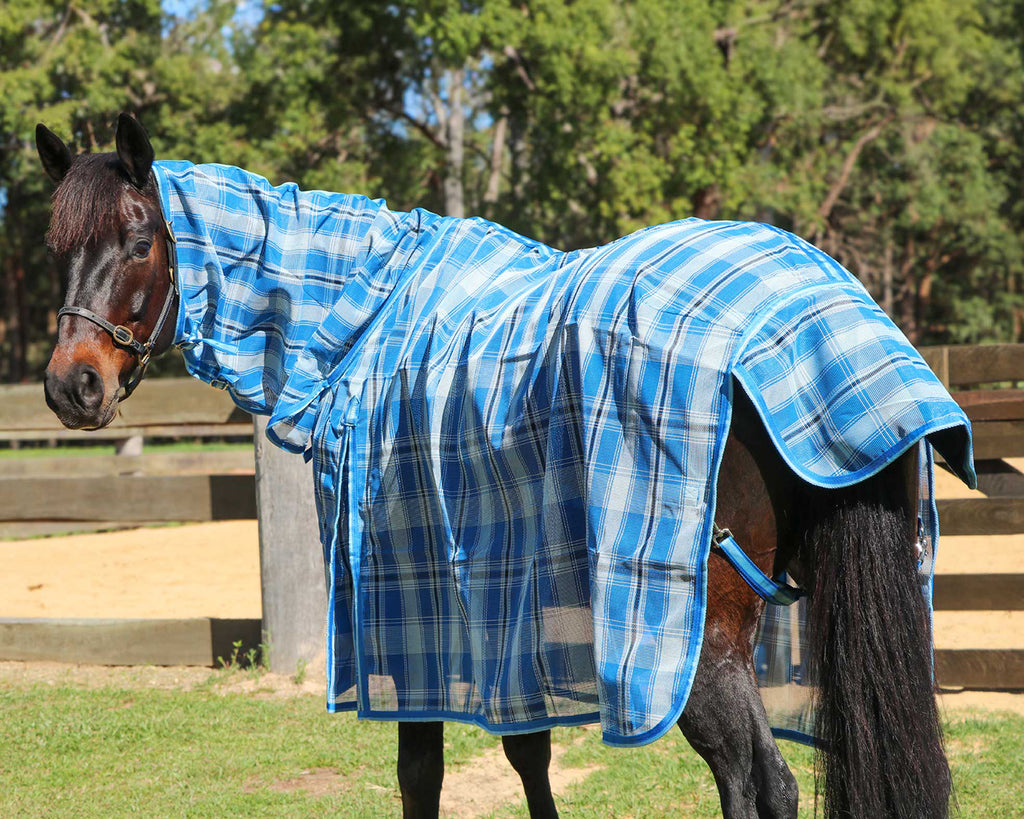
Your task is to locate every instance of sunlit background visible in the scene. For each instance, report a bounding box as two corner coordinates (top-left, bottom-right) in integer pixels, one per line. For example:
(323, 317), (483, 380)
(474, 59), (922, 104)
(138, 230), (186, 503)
(2, 0), (1022, 384)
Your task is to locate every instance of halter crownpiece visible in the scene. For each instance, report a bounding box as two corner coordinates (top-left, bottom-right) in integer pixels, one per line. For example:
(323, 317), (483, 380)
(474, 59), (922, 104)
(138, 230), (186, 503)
(55, 188), (179, 402)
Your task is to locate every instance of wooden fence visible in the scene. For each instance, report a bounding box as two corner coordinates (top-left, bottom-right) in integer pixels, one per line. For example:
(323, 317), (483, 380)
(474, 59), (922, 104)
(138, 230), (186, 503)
(0, 378), (322, 672)
(919, 343), (1024, 690)
(0, 379), (254, 539)
(1, 345), (1022, 687)
(918, 343), (1024, 546)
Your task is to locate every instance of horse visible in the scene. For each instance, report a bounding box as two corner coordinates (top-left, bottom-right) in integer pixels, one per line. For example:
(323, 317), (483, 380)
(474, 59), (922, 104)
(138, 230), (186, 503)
(35, 113), (971, 819)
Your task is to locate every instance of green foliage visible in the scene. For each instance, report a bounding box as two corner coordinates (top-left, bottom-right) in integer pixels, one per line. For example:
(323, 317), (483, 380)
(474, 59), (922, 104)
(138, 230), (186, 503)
(2, 0), (1021, 382)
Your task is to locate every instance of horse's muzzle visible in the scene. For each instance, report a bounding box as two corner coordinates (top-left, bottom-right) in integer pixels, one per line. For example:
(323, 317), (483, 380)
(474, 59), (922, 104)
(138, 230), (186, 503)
(44, 363), (113, 429)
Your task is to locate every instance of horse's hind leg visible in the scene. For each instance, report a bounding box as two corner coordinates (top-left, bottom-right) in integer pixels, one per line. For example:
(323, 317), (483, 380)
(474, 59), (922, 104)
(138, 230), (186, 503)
(502, 730), (559, 818)
(677, 406), (799, 819)
(678, 640), (797, 819)
(397, 721), (444, 819)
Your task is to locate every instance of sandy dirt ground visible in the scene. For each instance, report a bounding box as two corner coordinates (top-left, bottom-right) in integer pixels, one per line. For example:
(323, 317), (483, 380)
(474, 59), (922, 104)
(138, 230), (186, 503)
(1, 520), (262, 619)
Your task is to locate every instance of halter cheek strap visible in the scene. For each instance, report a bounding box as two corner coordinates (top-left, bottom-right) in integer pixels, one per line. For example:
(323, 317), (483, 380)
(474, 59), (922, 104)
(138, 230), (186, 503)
(56, 201), (179, 402)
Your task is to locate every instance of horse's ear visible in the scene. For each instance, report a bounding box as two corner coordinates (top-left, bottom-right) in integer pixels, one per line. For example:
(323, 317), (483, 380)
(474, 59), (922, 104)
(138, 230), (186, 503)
(36, 124), (73, 185)
(115, 113), (154, 189)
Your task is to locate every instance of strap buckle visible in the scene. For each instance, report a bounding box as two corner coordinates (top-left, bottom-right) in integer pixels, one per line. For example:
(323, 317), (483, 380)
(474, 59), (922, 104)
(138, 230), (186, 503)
(111, 325), (135, 347)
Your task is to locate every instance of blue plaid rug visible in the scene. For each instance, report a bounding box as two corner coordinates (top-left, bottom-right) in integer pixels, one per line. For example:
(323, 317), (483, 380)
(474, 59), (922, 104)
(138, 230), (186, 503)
(154, 161), (975, 746)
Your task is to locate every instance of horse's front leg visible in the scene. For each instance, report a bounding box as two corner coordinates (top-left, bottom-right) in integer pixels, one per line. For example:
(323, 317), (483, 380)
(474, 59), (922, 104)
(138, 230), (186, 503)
(502, 730), (559, 818)
(397, 721), (445, 819)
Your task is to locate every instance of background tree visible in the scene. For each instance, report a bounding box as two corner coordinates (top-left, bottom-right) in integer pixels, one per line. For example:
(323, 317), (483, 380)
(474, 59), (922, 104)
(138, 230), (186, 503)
(1, 0), (1020, 382)
(0, 0), (245, 381)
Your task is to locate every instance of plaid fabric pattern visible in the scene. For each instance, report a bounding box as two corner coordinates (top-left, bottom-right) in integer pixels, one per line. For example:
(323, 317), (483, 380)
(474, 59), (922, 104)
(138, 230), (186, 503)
(154, 161), (975, 746)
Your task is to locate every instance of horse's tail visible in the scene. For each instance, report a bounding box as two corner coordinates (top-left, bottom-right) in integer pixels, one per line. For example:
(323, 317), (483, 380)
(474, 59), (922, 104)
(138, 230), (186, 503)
(797, 454), (950, 819)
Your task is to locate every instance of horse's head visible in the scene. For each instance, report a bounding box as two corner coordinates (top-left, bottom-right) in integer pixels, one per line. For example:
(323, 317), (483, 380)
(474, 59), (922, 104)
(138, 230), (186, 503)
(37, 113), (177, 429)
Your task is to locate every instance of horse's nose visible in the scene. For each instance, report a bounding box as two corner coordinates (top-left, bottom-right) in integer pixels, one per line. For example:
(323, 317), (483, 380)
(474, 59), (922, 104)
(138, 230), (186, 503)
(44, 363), (105, 416)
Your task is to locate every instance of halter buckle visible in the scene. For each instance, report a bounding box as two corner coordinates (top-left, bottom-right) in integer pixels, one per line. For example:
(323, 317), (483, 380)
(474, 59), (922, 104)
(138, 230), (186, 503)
(112, 325), (135, 347)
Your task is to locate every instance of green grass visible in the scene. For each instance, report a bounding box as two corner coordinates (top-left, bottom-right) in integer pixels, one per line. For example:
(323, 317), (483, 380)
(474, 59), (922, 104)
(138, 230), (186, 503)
(0, 677), (496, 818)
(487, 726), (813, 818)
(0, 674), (1019, 818)
(944, 712), (1024, 817)
(485, 713), (1024, 819)
(0, 441), (251, 459)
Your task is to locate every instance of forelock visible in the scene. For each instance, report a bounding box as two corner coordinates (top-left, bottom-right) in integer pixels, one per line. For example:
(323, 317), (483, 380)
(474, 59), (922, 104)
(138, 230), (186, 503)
(46, 153), (156, 256)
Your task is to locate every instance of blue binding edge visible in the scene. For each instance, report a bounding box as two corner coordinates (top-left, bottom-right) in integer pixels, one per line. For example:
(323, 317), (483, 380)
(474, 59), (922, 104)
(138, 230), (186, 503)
(712, 527), (804, 606)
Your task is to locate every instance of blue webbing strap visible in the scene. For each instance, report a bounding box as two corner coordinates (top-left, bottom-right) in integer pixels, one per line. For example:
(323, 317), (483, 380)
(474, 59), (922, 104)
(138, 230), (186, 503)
(712, 525), (805, 606)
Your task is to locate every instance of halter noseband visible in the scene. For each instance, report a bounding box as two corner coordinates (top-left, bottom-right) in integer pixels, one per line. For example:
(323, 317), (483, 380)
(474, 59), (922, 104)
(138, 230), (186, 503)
(56, 191), (179, 402)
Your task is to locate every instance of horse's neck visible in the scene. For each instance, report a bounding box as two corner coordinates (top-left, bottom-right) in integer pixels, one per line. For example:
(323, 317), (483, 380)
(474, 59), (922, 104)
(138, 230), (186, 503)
(157, 160), (417, 417)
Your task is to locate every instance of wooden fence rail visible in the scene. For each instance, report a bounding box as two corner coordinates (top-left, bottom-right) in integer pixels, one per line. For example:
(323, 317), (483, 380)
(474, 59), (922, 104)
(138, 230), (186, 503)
(919, 343), (1024, 388)
(0, 378), (248, 433)
(1, 474), (257, 522)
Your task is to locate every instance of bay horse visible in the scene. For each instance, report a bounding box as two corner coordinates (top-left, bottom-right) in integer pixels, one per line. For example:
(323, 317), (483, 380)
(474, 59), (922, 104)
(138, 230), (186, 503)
(35, 114), (966, 819)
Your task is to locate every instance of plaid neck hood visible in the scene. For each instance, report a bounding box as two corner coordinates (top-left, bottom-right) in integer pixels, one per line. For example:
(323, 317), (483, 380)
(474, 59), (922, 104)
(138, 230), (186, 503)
(154, 160), (434, 449)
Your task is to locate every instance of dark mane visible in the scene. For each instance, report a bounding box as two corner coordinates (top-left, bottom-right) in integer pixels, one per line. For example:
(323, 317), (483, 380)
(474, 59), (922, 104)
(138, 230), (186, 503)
(47, 153), (156, 255)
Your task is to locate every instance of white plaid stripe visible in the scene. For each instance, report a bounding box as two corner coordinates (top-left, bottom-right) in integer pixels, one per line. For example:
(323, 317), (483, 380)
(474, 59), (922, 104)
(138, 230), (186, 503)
(155, 161), (975, 746)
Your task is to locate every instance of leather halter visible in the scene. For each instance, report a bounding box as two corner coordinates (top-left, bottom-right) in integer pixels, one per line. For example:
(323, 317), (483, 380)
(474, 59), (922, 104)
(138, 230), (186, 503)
(56, 186), (179, 402)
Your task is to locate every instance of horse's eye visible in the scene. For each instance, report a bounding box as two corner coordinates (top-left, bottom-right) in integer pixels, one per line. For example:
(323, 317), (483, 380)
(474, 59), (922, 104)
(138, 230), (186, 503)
(133, 239), (152, 258)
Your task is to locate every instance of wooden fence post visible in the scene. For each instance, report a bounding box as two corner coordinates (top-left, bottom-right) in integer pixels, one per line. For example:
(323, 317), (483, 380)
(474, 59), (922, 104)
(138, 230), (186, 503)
(253, 416), (327, 676)
(114, 435), (144, 457)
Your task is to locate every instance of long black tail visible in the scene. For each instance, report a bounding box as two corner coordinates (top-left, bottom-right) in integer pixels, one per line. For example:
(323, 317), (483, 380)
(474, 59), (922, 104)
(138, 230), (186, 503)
(797, 455), (950, 819)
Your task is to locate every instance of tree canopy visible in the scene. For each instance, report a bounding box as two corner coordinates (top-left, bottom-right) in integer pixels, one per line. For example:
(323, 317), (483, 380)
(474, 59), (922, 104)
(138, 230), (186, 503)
(2, 0), (1021, 382)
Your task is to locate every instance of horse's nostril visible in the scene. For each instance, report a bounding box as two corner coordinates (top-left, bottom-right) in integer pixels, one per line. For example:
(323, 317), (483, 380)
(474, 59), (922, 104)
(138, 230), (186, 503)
(43, 369), (62, 412)
(75, 364), (104, 412)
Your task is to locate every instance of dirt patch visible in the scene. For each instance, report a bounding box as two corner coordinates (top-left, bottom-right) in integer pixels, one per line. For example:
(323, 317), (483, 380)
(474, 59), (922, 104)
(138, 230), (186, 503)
(233, 730), (599, 816)
(939, 690), (1024, 716)
(934, 533), (1024, 574)
(933, 610), (1024, 649)
(244, 767), (357, 797)
(440, 735), (601, 819)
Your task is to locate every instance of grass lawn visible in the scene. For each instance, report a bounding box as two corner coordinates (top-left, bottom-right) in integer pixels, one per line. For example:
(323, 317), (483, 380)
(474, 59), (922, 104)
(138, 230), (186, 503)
(493, 713), (1024, 818)
(0, 441), (252, 459)
(0, 670), (1019, 818)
